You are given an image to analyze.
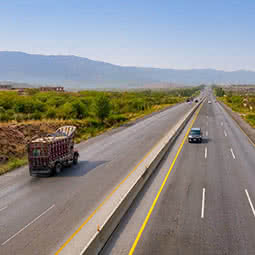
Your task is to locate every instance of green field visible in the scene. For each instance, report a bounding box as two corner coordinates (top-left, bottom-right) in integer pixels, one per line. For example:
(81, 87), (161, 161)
(0, 87), (201, 175)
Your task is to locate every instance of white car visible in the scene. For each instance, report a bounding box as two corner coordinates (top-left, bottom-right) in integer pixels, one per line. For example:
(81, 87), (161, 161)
(208, 100), (212, 104)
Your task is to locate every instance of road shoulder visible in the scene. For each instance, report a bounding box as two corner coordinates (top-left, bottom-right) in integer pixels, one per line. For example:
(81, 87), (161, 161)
(218, 101), (255, 145)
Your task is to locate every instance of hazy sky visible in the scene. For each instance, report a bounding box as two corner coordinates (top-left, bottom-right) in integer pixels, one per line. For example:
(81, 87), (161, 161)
(1, 0), (255, 71)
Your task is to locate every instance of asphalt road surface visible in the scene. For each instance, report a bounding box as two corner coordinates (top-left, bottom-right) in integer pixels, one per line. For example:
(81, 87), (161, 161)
(0, 101), (195, 255)
(101, 95), (255, 255)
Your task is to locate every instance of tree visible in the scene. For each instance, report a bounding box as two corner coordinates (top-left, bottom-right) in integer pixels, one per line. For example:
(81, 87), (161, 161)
(57, 102), (74, 119)
(26, 88), (39, 96)
(95, 95), (111, 121)
(46, 107), (57, 119)
(215, 87), (225, 97)
(71, 100), (88, 119)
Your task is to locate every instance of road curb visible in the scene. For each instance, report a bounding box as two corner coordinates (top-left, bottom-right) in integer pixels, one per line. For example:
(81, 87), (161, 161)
(80, 100), (203, 255)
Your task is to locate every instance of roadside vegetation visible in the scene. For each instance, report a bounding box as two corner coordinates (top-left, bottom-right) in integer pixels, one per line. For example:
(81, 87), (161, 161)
(214, 86), (255, 128)
(0, 87), (201, 174)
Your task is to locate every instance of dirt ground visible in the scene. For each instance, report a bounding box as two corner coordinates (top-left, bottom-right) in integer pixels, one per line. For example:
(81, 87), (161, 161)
(0, 121), (64, 163)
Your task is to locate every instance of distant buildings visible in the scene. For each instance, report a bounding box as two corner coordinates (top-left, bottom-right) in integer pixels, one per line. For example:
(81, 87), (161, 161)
(0, 84), (12, 90)
(0, 84), (65, 93)
(39, 86), (64, 92)
(224, 85), (255, 94)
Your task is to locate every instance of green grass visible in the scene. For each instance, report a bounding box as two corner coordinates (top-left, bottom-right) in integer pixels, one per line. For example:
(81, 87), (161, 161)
(0, 87), (201, 122)
(217, 93), (255, 128)
(245, 114), (255, 128)
(0, 157), (28, 175)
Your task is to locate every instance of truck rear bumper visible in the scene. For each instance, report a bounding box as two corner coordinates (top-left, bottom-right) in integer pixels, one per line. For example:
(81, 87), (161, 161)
(30, 167), (52, 176)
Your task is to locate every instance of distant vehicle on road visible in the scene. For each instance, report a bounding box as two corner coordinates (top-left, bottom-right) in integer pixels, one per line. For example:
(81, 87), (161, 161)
(188, 128), (203, 143)
(28, 126), (79, 177)
(208, 100), (212, 104)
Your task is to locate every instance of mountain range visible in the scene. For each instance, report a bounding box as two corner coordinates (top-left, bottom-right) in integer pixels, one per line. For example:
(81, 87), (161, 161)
(1, 51), (255, 88)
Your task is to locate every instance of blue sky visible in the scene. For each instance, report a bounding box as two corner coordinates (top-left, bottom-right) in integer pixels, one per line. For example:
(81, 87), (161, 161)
(1, 0), (255, 71)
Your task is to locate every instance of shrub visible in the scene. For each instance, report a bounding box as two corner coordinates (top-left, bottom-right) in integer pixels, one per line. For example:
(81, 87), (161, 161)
(215, 87), (225, 97)
(56, 102), (74, 119)
(46, 108), (57, 119)
(0, 113), (10, 121)
(71, 100), (88, 119)
(107, 114), (128, 125)
(31, 111), (42, 120)
(0, 106), (5, 113)
(245, 114), (255, 127)
(95, 95), (111, 121)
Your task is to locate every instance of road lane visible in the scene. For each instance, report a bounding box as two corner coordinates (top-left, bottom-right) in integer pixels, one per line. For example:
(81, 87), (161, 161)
(101, 97), (255, 255)
(2, 205), (55, 246)
(0, 101), (195, 255)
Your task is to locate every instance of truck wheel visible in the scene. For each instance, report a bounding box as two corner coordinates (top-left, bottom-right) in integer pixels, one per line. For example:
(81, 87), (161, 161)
(54, 163), (62, 174)
(73, 154), (78, 165)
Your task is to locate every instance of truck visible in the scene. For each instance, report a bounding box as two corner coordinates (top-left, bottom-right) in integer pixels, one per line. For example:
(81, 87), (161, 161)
(28, 126), (79, 176)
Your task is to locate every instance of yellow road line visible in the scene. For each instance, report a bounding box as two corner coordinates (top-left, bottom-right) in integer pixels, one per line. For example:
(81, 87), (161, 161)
(56, 105), (198, 254)
(128, 102), (203, 255)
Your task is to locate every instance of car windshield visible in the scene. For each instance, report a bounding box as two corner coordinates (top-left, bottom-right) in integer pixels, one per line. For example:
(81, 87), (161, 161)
(190, 130), (201, 135)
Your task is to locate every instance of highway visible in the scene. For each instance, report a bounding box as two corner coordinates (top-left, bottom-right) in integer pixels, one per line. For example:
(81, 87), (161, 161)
(0, 101), (195, 255)
(101, 95), (255, 255)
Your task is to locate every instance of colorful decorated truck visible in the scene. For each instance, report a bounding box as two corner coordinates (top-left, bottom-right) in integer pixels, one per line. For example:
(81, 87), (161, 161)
(28, 126), (79, 176)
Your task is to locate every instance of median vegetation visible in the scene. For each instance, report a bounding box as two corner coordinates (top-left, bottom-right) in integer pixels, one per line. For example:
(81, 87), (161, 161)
(0, 87), (201, 174)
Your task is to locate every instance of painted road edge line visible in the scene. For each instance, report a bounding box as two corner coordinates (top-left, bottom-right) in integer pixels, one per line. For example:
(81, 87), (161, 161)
(245, 189), (255, 217)
(128, 102), (203, 255)
(230, 148), (236, 159)
(205, 147), (207, 159)
(1, 204), (55, 246)
(201, 188), (206, 219)
(224, 130), (227, 137)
